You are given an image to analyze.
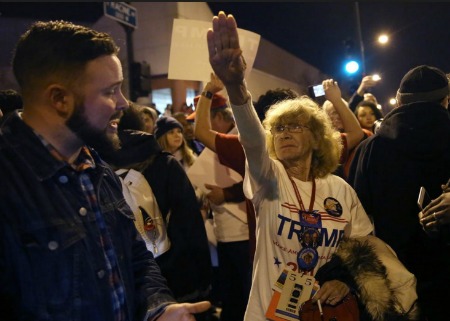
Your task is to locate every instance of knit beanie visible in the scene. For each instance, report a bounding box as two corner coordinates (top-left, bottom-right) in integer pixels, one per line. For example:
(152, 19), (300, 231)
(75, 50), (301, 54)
(154, 116), (183, 139)
(396, 65), (449, 104)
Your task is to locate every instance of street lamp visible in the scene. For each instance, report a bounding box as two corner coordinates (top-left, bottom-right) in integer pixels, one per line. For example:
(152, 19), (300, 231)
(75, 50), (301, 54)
(378, 34), (389, 44)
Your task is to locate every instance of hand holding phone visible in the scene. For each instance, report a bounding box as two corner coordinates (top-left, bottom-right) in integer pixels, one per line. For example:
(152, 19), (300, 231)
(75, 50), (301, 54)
(417, 186), (431, 211)
(371, 74), (381, 81)
(308, 84), (325, 98)
(418, 181), (450, 237)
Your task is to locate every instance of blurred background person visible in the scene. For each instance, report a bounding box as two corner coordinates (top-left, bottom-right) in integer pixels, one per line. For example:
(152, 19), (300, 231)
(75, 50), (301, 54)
(0, 89), (23, 118)
(354, 100), (383, 134)
(189, 87), (251, 321)
(154, 116), (196, 171)
(101, 105), (214, 320)
(193, 73), (255, 320)
(348, 75), (380, 111)
(163, 103), (173, 117)
(139, 105), (158, 134)
(174, 111), (205, 156)
(254, 87), (299, 123)
(321, 78), (365, 180)
(153, 114), (207, 235)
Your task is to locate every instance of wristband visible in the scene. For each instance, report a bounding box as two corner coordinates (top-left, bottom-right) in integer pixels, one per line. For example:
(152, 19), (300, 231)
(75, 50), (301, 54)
(201, 91), (213, 99)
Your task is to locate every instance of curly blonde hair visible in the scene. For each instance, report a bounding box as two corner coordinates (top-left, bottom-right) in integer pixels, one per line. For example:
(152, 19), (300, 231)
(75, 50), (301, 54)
(262, 96), (342, 178)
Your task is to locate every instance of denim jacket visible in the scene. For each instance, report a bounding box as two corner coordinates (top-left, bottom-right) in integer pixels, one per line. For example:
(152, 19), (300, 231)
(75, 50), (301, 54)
(0, 112), (176, 321)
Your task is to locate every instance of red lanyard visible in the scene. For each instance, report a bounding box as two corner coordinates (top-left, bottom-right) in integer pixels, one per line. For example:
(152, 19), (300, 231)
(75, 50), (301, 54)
(289, 176), (316, 212)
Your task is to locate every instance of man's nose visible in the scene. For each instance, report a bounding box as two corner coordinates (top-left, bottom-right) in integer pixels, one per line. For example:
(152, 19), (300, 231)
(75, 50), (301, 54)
(116, 91), (129, 110)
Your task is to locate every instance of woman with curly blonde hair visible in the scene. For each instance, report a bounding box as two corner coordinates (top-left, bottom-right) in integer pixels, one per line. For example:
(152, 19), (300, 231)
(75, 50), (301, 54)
(231, 92), (376, 321)
(204, 11), (382, 321)
(263, 96), (343, 179)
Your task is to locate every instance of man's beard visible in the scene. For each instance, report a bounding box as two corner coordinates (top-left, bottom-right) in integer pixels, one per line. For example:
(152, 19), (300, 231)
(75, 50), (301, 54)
(66, 102), (121, 157)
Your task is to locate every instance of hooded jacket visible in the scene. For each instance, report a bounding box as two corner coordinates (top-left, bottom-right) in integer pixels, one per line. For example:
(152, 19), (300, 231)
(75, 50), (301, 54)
(103, 130), (212, 303)
(348, 101), (450, 320)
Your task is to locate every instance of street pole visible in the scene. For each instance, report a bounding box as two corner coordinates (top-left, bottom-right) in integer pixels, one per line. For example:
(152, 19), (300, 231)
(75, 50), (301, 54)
(354, 2), (366, 75)
(122, 23), (134, 100)
(103, 2), (138, 100)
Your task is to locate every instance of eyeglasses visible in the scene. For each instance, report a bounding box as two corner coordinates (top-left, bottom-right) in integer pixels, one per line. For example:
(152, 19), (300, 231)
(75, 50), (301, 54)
(270, 124), (309, 135)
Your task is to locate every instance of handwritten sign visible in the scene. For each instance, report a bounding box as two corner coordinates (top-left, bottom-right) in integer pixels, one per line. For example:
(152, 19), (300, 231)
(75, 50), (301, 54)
(168, 19), (260, 81)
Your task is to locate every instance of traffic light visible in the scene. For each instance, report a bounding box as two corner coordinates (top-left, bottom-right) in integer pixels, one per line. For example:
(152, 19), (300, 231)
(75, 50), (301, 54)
(342, 38), (361, 76)
(345, 60), (360, 74)
(130, 61), (151, 101)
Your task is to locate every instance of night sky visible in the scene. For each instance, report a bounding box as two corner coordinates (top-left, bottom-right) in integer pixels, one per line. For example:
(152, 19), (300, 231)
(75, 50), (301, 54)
(208, 2), (450, 108)
(1, 2), (449, 109)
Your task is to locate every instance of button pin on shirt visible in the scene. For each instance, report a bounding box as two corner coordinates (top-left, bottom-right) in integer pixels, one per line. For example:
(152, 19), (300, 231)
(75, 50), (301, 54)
(48, 241), (59, 251)
(79, 207), (88, 216)
(58, 175), (69, 184)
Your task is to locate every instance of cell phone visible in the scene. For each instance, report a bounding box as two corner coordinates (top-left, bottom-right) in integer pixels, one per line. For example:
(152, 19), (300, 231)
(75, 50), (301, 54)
(417, 186), (431, 210)
(371, 74), (381, 81)
(307, 84), (325, 98)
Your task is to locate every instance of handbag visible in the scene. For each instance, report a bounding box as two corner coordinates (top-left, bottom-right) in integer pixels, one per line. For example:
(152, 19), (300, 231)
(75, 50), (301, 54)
(116, 168), (170, 258)
(299, 293), (359, 321)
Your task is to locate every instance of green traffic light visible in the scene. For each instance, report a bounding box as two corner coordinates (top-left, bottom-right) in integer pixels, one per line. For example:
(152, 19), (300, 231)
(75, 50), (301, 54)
(345, 61), (360, 74)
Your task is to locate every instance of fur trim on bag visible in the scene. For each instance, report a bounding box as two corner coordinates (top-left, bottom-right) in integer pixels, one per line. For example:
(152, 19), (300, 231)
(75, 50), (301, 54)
(335, 237), (419, 321)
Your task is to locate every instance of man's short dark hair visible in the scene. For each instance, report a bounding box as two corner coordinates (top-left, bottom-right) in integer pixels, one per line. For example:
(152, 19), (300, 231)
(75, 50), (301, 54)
(0, 89), (23, 115)
(254, 88), (299, 122)
(12, 20), (119, 94)
(119, 103), (146, 132)
(355, 100), (383, 119)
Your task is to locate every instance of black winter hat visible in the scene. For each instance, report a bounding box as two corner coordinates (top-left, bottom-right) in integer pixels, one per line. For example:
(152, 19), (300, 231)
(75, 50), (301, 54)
(397, 65), (449, 104)
(154, 116), (183, 139)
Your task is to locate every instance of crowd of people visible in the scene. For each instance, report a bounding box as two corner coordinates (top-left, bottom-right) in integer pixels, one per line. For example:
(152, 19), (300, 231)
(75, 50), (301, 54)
(0, 11), (449, 321)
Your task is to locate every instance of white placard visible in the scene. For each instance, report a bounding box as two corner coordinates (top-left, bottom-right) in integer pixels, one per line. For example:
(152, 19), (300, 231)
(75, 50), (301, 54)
(187, 147), (247, 223)
(168, 19), (260, 82)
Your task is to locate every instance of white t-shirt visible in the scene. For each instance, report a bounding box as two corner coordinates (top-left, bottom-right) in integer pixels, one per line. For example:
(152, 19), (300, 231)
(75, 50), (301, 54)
(229, 97), (374, 321)
(244, 160), (373, 321)
(211, 126), (249, 242)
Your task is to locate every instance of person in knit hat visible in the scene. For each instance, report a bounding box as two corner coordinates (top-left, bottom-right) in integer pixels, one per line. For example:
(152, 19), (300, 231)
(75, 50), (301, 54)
(395, 65), (449, 105)
(154, 116), (183, 139)
(349, 65), (450, 321)
(99, 106), (214, 320)
(154, 116), (196, 171)
(173, 111), (205, 156)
